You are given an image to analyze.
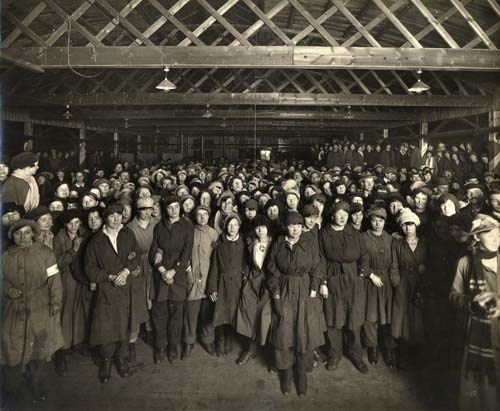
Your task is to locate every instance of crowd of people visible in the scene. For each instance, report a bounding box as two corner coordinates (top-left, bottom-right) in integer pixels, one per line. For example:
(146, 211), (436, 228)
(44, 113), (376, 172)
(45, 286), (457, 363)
(0, 138), (499, 409)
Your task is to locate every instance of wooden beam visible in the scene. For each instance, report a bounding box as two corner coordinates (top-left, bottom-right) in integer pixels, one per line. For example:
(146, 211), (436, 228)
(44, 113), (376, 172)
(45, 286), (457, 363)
(292, 3), (344, 44)
(3, 9), (49, 48)
(464, 21), (500, 49)
(36, 93), (493, 107)
(0, 49), (45, 73)
(487, 0), (500, 18)
(10, 46), (500, 71)
(449, 0), (497, 50)
(241, 0), (292, 45)
(409, 0), (460, 48)
(1, 3), (47, 48)
(372, 0), (422, 48)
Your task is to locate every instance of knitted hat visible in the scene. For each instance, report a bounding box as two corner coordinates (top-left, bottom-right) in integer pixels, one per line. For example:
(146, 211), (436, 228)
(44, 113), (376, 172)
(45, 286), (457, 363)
(194, 205), (210, 215)
(244, 198), (258, 211)
(285, 188), (301, 200)
(10, 152), (38, 170)
(301, 204), (319, 218)
(8, 218), (39, 240)
(397, 208), (420, 227)
(331, 200), (350, 215)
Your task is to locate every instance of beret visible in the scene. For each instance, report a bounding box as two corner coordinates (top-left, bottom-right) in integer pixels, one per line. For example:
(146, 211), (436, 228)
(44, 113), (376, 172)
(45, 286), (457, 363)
(180, 194), (195, 204)
(368, 206), (387, 220)
(285, 211), (304, 226)
(94, 178), (110, 187)
(10, 152), (38, 170)
(2, 202), (25, 216)
(8, 219), (39, 240)
(301, 204), (319, 217)
(25, 205), (51, 221)
(244, 198), (258, 210)
(331, 201), (350, 214)
(59, 209), (82, 225)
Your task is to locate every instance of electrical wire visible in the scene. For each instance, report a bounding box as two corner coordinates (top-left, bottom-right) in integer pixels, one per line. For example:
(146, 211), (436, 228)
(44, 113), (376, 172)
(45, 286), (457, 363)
(67, 18), (102, 78)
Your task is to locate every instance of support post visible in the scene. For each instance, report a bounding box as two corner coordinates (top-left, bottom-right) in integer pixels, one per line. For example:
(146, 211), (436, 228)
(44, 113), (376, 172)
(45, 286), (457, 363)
(419, 122), (428, 157)
(137, 134), (142, 163)
(113, 130), (119, 157)
(489, 87), (500, 172)
(79, 126), (86, 167)
(24, 120), (34, 151)
(383, 128), (389, 139)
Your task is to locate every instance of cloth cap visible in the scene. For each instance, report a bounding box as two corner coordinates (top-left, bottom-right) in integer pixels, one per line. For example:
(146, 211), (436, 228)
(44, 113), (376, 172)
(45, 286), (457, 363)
(331, 200), (350, 215)
(103, 203), (124, 219)
(194, 205), (211, 215)
(397, 208), (420, 227)
(59, 209), (82, 225)
(244, 198), (258, 211)
(136, 197), (154, 209)
(285, 211), (304, 226)
(10, 152), (38, 170)
(469, 214), (500, 236)
(8, 219), (39, 240)
(94, 178), (110, 188)
(384, 167), (397, 175)
(368, 206), (387, 220)
(301, 204), (319, 217)
(2, 202), (25, 216)
(25, 205), (51, 221)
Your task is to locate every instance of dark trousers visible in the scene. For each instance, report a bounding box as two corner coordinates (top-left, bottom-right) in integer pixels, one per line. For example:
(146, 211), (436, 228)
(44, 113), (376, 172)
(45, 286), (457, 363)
(274, 348), (313, 371)
(152, 299), (184, 349)
(327, 326), (363, 361)
(183, 298), (215, 345)
(362, 322), (397, 349)
(2, 360), (46, 402)
(100, 341), (128, 359)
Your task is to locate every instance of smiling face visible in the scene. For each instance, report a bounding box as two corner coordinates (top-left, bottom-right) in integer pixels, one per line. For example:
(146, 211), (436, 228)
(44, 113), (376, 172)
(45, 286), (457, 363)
(286, 223), (302, 239)
(350, 211), (364, 226)
(65, 218), (81, 235)
(106, 212), (123, 229)
(37, 213), (53, 231)
(56, 184), (70, 199)
(226, 218), (240, 237)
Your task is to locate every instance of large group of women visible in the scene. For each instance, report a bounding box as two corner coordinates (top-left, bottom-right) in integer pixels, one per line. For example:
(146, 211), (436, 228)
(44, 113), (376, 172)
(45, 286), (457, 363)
(1, 139), (499, 410)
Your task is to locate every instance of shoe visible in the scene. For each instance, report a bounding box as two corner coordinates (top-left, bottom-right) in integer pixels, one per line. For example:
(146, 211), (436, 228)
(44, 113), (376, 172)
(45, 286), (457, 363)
(326, 355), (341, 371)
(225, 337), (233, 355)
(201, 342), (216, 356)
(127, 343), (136, 363)
(268, 365), (277, 374)
(367, 347), (378, 365)
(115, 358), (130, 378)
(313, 349), (327, 365)
(351, 357), (369, 374)
(384, 348), (396, 368)
(54, 350), (68, 376)
(181, 344), (194, 360)
(99, 358), (112, 383)
(168, 349), (178, 364)
(279, 369), (292, 395)
(236, 350), (256, 365)
(154, 347), (164, 365)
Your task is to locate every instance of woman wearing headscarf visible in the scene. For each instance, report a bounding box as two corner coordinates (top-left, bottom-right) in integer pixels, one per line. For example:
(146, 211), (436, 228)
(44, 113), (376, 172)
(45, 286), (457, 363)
(1, 219), (64, 406)
(449, 214), (500, 411)
(319, 201), (370, 374)
(267, 212), (323, 397)
(207, 214), (248, 357)
(390, 208), (428, 369)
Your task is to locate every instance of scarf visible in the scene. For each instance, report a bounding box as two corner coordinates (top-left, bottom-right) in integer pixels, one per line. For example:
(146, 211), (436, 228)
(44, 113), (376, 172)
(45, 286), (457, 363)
(465, 249), (498, 385)
(12, 169), (39, 212)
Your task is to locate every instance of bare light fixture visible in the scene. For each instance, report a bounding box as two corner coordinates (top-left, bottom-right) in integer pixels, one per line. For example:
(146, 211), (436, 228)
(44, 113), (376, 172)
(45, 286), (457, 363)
(408, 69), (430, 94)
(156, 66), (176, 91)
(202, 104), (214, 119)
(63, 104), (72, 120)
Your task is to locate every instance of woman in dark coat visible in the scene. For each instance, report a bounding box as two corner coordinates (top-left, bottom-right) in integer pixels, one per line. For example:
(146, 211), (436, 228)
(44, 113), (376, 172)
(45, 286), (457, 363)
(84, 203), (140, 383)
(318, 201), (369, 374)
(236, 215), (273, 365)
(362, 207), (397, 368)
(207, 214), (248, 357)
(390, 208), (428, 368)
(267, 211), (323, 397)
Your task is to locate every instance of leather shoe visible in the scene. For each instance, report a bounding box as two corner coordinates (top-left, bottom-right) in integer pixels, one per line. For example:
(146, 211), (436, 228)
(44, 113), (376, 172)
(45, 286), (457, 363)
(168, 349), (178, 364)
(326, 355), (341, 371)
(351, 357), (369, 374)
(154, 347), (164, 365)
(313, 349), (327, 365)
(181, 344), (194, 360)
(201, 342), (216, 356)
(115, 358), (130, 378)
(384, 348), (397, 369)
(99, 358), (112, 383)
(127, 343), (136, 363)
(367, 347), (378, 365)
(236, 350), (256, 365)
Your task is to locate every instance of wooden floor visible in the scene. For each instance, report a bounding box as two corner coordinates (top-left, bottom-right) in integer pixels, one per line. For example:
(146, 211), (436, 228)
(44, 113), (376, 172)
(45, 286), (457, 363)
(20, 338), (457, 411)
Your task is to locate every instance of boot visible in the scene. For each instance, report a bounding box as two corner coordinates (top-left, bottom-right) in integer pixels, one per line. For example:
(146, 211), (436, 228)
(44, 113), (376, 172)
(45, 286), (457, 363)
(114, 358), (130, 378)
(181, 344), (194, 360)
(201, 342), (216, 356)
(296, 367), (308, 398)
(154, 347), (164, 365)
(367, 347), (378, 365)
(54, 350), (68, 376)
(350, 356), (369, 374)
(326, 355), (341, 371)
(279, 369), (292, 395)
(237, 350), (256, 365)
(127, 343), (136, 363)
(384, 348), (397, 369)
(99, 358), (112, 383)
(168, 346), (178, 364)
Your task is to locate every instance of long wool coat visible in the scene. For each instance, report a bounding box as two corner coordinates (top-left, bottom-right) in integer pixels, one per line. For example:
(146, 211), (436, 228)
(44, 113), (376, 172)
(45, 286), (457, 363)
(266, 235), (324, 353)
(84, 227), (140, 346)
(2, 242), (64, 366)
(319, 224), (369, 330)
(362, 230), (395, 325)
(207, 234), (247, 328)
(390, 237), (427, 343)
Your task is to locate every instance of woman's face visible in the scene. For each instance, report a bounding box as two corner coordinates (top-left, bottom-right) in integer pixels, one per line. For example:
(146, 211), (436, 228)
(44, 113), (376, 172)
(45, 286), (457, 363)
(389, 201), (403, 216)
(231, 178), (244, 192)
(335, 183), (346, 195)
(304, 187), (315, 198)
(255, 225), (268, 240)
(370, 216), (385, 232)
(56, 171), (65, 181)
(226, 219), (240, 237)
(13, 226), (34, 247)
(182, 198), (195, 214)
(245, 208), (257, 220)
(0, 163), (9, 181)
(333, 209), (349, 226)
(82, 195), (98, 210)
(138, 207), (153, 220)
(2, 211), (20, 227)
(65, 218), (81, 235)
(176, 187), (189, 198)
(106, 212), (123, 229)
(200, 192), (212, 207)
(402, 222), (417, 237)
(37, 213), (53, 231)
(350, 211), (364, 226)
(88, 211), (103, 231)
(56, 184), (69, 199)
(266, 205), (279, 221)
(286, 194), (299, 210)
(440, 199), (457, 217)
(286, 223), (302, 239)
(304, 215), (317, 230)
(323, 182), (333, 197)
(476, 228), (500, 252)
(122, 205), (132, 223)
(221, 198), (234, 215)
(196, 210), (209, 226)
(153, 201), (161, 217)
(414, 192), (428, 209)
(312, 200), (324, 216)
(166, 202), (180, 219)
(49, 201), (64, 213)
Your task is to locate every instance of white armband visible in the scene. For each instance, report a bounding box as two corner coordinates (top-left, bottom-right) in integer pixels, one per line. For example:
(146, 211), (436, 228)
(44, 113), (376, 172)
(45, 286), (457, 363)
(46, 264), (59, 277)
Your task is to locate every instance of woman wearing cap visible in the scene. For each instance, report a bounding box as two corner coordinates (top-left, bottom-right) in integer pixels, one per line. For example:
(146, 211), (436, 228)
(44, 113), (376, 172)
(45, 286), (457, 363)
(52, 209), (87, 375)
(362, 207), (397, 367)
(319, 201), (370, 373)
(84, 203), (141, 383)
(1, 202), (24, 248)
(236, 215), (273, 366)
(267, 212), (323, 397)
(390, 208), (427, 369)
(126, 196), (157, 361)
(26, 206), (55, 250)
(450, 214), (500, 410)
(206, 214), (247, 357)
(2, 219), (64, 405)
(2, 152), (40, 212)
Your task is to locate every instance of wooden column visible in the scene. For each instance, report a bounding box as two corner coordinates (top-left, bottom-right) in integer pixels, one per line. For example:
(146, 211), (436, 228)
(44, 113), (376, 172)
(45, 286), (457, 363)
(137, 134), (142, 162)
(24, 120), (34, 151)
(383, 128), (389, 139)
(489, 87), (500, 172)
(79, 126), (86, 167)
(113, 131), (119, 157)
(420, 122), (429, 157)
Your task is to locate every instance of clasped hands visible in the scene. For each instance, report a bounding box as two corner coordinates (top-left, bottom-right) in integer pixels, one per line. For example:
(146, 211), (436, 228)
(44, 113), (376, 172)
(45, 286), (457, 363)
(108, 269), (130, 287)
(159, 267), (176, 285)
(473, 291), (500, 319)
